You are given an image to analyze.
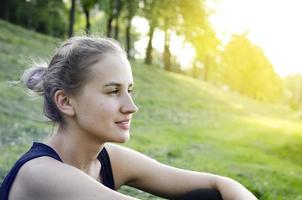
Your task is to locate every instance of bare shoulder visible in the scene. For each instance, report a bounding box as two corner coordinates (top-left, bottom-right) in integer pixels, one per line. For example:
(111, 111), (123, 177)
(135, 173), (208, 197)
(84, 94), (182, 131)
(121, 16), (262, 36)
(9, 156), (137, 200)
(9, 156), (65, 200)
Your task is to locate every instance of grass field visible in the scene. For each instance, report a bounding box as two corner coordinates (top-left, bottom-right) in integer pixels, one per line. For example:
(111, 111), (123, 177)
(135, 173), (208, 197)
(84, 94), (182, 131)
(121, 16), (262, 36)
(0, 20), (302, 200)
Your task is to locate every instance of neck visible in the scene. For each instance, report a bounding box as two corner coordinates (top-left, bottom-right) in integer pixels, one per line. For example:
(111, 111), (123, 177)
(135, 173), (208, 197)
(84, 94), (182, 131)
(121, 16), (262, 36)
(45, 125), (104, 172)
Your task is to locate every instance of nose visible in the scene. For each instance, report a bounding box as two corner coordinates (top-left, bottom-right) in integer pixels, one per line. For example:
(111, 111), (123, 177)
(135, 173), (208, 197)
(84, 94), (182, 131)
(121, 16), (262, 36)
(120, 93), (139, 114)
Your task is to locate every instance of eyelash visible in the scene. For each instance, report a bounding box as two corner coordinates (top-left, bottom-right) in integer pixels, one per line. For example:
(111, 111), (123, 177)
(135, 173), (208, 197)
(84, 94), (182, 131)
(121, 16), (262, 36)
(108, 89), (135, 96)
(128, 89), (134, 94)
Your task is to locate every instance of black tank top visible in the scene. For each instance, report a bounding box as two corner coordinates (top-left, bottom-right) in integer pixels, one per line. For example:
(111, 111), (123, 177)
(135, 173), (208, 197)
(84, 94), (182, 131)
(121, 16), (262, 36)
(0, 142), (115, 200)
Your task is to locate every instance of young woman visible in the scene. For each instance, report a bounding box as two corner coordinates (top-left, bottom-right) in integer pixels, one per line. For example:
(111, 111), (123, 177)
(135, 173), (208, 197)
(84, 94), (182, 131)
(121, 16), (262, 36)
(0, 36), (257, 200)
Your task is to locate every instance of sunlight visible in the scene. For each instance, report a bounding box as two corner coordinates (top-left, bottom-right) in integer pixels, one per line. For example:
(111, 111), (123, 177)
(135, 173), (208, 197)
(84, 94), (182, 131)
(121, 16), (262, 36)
(132, 17), (149, 59)
(241, 115), (302, 132)
(206, 0), (302, 77)
(132, 0), (302, 76)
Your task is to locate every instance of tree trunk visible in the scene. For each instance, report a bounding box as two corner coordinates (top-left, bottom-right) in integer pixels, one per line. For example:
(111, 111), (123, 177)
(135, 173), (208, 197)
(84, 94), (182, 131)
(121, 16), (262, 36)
(126, 17), (132, 58)
(68, 0), (76, 38)
(192, 62), (198, 78)
(107, 16), (114, 37)
(84, 8), (90, 35)
(163, 29), (171, 71)
(106, 0), (114, 37)
(114, 17), (119, 40)
(113, 0), (122, 40)
(0, 0), (9, 20)
(203, 56), (209, 81)
(145, 24), (155, 64)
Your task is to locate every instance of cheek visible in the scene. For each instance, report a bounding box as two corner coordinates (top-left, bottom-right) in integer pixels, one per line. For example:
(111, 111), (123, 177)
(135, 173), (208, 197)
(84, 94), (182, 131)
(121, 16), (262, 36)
(97, 104), (116, 120)
(76, 97), (120, 125)
(90, 100), (119, 121)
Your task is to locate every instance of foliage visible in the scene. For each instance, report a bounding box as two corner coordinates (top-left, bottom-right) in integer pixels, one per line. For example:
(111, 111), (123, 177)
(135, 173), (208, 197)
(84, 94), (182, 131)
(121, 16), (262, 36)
(221, 34), (283, 102)
(179, 0), (220, 80)
(5, 0), (67, 37)
(1, 20), (302, 200)
(0, 0), (290, 107)
(79, 0), (99, 34)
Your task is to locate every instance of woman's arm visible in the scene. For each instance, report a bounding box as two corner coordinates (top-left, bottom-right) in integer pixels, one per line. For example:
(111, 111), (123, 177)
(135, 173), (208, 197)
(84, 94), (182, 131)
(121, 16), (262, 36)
(9, 156), (138, 200)
(106, 144), (257, 200)
(214, 176), (257, 200)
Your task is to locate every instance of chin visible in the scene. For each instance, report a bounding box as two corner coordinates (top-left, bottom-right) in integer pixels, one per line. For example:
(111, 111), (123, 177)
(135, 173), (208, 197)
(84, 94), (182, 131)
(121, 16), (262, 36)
(114, 131), (130, 143)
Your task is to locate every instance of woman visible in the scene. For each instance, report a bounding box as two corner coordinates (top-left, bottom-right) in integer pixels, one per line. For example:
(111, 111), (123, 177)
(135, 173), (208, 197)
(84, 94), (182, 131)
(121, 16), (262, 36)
(0, 36), (257, 200)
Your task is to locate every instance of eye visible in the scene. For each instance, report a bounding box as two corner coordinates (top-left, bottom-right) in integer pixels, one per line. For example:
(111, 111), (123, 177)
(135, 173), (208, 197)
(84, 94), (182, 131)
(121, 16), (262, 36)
(128, 89), (136, 97)
(108, 89), (119, 95)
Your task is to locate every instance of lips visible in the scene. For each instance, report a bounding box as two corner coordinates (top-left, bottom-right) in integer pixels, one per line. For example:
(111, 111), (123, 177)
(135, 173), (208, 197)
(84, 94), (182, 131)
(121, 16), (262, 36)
(115, 119), (130, 123)
(115, 119), (131, 130)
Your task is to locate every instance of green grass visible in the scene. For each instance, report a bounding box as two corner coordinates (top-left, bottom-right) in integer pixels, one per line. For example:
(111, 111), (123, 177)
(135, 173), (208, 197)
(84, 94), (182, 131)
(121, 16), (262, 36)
(1, 20), (302, 199)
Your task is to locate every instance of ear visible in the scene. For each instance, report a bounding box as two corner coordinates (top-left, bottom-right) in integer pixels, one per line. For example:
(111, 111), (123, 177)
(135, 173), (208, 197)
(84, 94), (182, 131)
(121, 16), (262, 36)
(53, 90), (75, 117)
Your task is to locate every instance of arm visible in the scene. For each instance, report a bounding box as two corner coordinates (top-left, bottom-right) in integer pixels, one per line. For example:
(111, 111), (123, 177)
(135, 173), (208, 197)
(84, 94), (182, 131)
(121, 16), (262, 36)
(10, 157), (139, 200)
(106, 144), (257, 200)
(214, 176), (257, 200)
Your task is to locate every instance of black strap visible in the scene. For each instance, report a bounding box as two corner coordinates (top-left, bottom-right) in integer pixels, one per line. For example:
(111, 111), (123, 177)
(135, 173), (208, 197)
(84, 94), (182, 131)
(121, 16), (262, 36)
(0, 142), (62, 200)
(98, 147), (115, 190)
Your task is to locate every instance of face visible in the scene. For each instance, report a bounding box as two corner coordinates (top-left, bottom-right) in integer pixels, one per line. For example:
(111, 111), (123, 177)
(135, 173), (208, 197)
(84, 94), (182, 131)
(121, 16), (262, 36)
(71, 53), (138, 143)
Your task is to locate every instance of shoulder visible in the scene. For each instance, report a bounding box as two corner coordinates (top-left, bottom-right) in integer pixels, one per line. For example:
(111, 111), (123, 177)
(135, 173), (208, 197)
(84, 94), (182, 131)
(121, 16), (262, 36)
(9, 156), (66, 199)
(16, 156), (65, 181)
(9, 156), (103, 200)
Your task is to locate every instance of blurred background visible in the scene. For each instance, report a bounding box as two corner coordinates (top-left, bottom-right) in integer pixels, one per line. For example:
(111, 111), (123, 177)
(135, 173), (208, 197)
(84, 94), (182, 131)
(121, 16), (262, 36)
(0, 0), (302, 199)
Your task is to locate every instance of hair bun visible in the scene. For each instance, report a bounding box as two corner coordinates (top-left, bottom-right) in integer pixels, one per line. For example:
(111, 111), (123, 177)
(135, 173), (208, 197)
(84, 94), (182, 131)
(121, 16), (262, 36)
(21, 63), (47, 95)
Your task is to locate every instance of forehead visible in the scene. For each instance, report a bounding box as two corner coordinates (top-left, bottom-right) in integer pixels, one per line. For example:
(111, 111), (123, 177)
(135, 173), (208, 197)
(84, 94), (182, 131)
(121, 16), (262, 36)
(89, 53), (133, 85)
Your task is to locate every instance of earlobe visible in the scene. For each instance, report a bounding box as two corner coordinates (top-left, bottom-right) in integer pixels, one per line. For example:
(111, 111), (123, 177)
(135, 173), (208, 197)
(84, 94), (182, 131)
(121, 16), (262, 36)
(54, 90), (75, 117)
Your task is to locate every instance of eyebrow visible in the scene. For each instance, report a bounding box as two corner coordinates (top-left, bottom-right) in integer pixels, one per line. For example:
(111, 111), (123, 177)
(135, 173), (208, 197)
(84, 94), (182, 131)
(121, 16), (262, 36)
(104, 82), (133, 87)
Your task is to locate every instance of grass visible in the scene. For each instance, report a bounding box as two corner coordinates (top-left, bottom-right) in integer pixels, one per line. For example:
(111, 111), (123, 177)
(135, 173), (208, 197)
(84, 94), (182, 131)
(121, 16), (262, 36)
(1, 20), (302, 199)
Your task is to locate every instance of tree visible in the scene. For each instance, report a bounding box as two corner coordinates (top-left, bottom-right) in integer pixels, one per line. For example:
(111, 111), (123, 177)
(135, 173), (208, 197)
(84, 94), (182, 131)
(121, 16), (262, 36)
(0, 0), (10, 20)
(5, 0), (67, 37)
(159, 0), (179, 71)
(124, 0), (139, 58)
(68, 0), (76, 37)
(113, 0), (123, 40)
(100, 0), (115, 37)
(100, 0), (123, 40)
(80, 0), (98, 35)
(163, 28), (172, 71)
(142, 0), (161, 64)
(221, 34), (283, 102)
(179, 0), (219, 80)
(142, 0), (180, 69)
(142, 0), (215, 75)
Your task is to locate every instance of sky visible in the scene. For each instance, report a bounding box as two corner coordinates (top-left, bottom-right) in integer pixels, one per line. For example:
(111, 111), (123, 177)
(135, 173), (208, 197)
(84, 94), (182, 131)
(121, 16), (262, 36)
(206, 0), (302, 77)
